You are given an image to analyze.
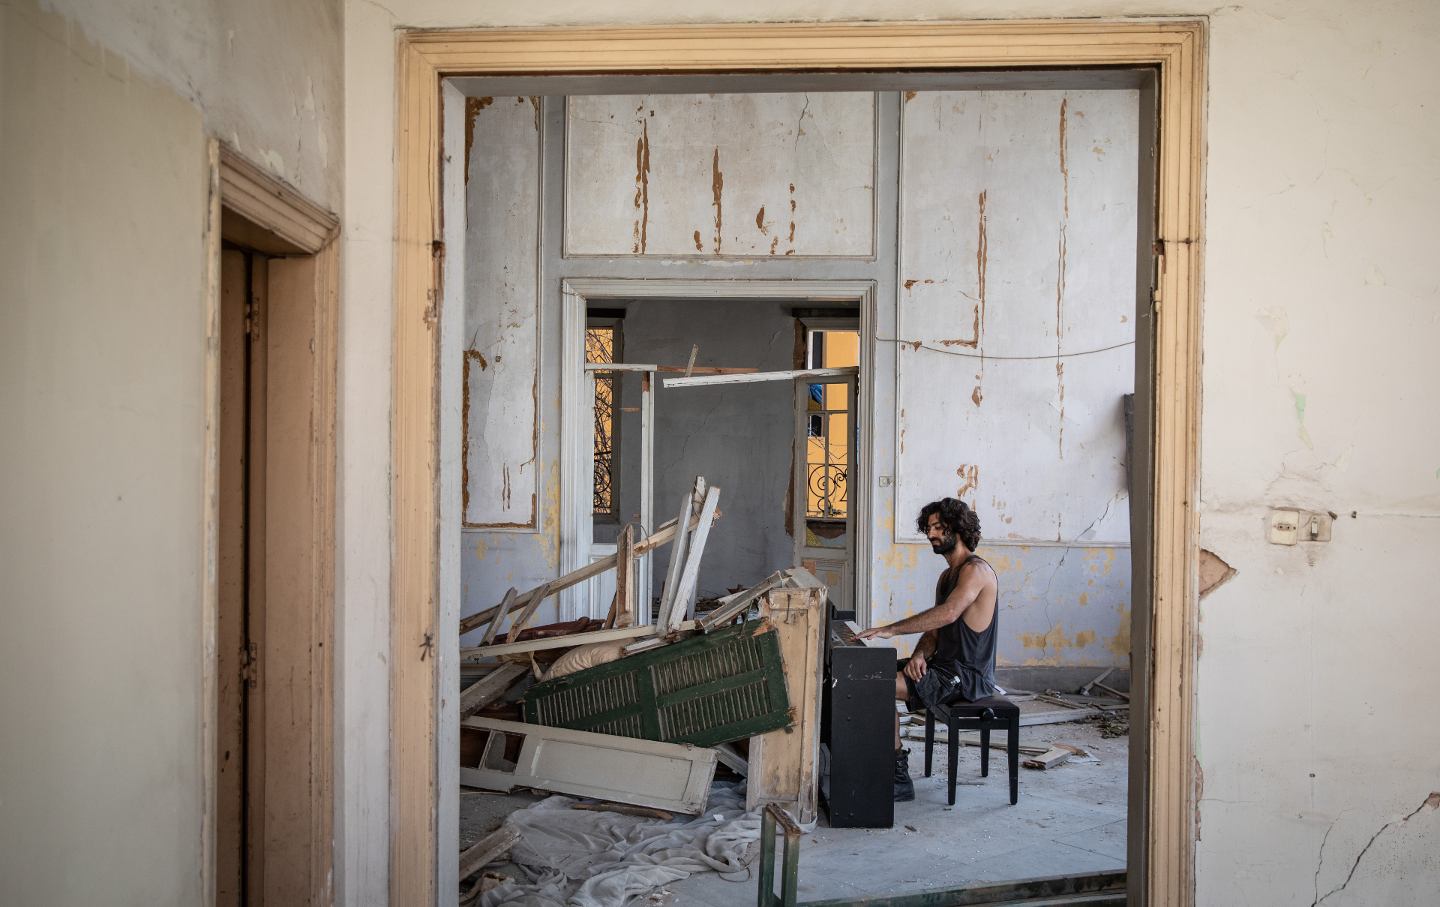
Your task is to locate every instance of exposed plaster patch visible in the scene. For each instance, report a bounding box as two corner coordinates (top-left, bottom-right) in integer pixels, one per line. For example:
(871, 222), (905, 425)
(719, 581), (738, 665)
(1198, 548), (1237, 598)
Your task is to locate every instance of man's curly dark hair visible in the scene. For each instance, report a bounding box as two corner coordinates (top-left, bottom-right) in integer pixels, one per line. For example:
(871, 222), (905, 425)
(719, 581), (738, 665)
(917, 497), (982, 551)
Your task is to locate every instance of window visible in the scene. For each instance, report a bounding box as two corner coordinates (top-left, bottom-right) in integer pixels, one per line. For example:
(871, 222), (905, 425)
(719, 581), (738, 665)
(805, 329), (859, 520)
(585, 322), (619, 517)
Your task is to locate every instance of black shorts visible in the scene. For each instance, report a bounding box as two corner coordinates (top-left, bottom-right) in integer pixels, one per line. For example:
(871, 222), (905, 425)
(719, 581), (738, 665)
(899, 658), (963, 713)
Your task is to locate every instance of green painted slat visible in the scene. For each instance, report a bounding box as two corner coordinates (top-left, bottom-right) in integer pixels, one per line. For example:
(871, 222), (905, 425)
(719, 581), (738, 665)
(523, 619), (793, 747)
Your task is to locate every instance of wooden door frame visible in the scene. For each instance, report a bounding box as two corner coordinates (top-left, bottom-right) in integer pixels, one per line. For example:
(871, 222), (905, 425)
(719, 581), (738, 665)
(393, 19), (1205, 906)
(203, 142), (340, 907)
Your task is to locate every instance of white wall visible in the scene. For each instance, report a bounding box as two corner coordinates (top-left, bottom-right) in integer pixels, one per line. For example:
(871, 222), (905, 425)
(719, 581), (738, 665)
(0, 1), (345, 904)
(42, 0), (345, 210)
(349, 1), (1440, 904)
(1, 4), (203, 903)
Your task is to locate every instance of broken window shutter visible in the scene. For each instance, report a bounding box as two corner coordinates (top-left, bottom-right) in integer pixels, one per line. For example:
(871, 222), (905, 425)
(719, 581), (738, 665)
(522, 619), (792, 747)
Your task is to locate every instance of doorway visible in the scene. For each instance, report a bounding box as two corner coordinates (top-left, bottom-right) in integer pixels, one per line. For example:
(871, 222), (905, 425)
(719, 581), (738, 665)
(397, 20), (1205, 906)
(208, 146), (338, 907)
(577, 298), (865, 620)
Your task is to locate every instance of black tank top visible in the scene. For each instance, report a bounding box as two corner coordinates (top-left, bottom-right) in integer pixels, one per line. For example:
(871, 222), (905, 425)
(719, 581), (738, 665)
(931, 554), (998, 702)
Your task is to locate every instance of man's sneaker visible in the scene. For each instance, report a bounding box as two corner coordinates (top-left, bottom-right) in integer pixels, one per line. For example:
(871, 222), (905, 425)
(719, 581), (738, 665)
(893, 747), (915, 802)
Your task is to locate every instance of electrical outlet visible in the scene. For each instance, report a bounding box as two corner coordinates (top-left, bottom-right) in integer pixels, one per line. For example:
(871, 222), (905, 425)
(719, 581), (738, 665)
(1268, 509), (1300, 545)
(1301, 511), (1333, 542)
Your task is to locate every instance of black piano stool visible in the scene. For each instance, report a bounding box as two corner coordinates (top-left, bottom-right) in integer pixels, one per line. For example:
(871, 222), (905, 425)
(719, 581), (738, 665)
(922, 695), (1020, 806)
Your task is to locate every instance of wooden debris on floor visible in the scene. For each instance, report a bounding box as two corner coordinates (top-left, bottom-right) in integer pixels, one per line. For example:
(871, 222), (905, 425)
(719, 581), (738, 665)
(458, 826), (521, 886)
(697, 570), (792, 631)
(460, 663), (530, 719)
(1078, 667), (1114, 697)
(573, 802), (674, 821)
(460, 717), (718, 815)
(1019, 742), (1096, 771)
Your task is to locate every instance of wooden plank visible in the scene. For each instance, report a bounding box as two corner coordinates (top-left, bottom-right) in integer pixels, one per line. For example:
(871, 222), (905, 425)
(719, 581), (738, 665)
(1078, 666), (1114, 696)
(480, 587), (518, 646)
(662, 366), (857, 388)
(713, 742), (749, 777)
(1023, 747), (1073, 771)
(698, 571), (787, 631)
(573, 802), (674, 821)
(674, 486), (721, 625)
(461, 621), (699, 659)
(613, 524), (635, 628)
(585, 363), (759, 375)
(746, 576), (826, 824)
(504, 581), (554, 639)
(655, 489), (696, 630)
(457, 826), (521, 883)
(638, 372), (654, 618)
(458, 663), (529, 719)
(457, 511), (700, 637)
(460, 717), (717, 814)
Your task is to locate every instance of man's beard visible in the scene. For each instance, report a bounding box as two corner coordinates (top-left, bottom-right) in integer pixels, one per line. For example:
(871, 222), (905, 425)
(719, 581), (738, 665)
(930, 532), (958, 555)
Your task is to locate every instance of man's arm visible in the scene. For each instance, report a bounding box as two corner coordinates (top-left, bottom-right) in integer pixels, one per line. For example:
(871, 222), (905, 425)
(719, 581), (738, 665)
(858, 567), (986, 640)
(912, 629), (939, 659)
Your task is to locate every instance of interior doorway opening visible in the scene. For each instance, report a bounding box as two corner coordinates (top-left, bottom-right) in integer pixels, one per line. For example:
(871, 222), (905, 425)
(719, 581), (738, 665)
(579, 298), (865, 622)
(209, 147), (338, 907)
(423, 30), (1192, 904)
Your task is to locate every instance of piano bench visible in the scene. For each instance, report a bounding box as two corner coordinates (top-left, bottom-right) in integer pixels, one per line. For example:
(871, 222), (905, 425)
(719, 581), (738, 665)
(921, 696), (1020, 806)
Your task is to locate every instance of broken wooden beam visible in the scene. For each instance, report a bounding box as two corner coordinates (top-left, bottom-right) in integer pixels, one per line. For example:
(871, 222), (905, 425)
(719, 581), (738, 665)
(480, 587), (518, 646)
(674, 485), (721, 626)
(459, 663), (529, 719)
(573, 802), (674, 822)
(698, 571), (788, 631)
(662, 366), (857, 388)
(713, 742), (749, 777)
(458, 826), (521, 884)
(1023, 747), (1073, 770)
(461, 620), (699, 659)
(1078, 666), (1114, 696)
(655, 482), (701, 630)
(460, 717), (718, 814)
(584, 362), (759, 375)
(458, 510), (706, 638)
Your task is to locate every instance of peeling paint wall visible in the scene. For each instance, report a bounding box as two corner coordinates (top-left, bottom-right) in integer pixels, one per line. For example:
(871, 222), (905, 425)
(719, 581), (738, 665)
(896, 90), (1137, 544)
(463, 96), (542, 527)
(354, 2), (1440, 904)
(566, 93), (875, 257)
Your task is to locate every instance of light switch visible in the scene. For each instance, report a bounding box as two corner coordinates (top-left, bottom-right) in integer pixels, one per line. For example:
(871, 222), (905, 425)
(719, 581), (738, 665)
(1268, 509), (1300, 545)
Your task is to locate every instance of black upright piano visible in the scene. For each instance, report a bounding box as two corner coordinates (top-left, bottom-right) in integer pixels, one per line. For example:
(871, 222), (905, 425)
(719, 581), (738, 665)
(820, 615), (897, 828)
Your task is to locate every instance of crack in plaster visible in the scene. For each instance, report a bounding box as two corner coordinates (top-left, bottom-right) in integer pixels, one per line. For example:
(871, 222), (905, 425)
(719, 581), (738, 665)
(1311, 793), (1440, 906)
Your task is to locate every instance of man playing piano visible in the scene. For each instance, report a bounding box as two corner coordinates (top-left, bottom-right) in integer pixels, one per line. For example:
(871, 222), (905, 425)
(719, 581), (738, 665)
(857, 497), (999, 801)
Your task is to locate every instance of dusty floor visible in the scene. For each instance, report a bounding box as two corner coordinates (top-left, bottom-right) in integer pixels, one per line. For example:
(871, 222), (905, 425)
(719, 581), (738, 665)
(459, 710), (1128, 905)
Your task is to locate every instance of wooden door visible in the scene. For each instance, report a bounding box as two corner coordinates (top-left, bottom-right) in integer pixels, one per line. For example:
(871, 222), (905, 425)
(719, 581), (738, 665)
(216, 248), (331, 906)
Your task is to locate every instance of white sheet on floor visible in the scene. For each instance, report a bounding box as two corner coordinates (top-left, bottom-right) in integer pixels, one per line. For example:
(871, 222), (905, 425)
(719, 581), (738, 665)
(478, 781), (759, 907)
